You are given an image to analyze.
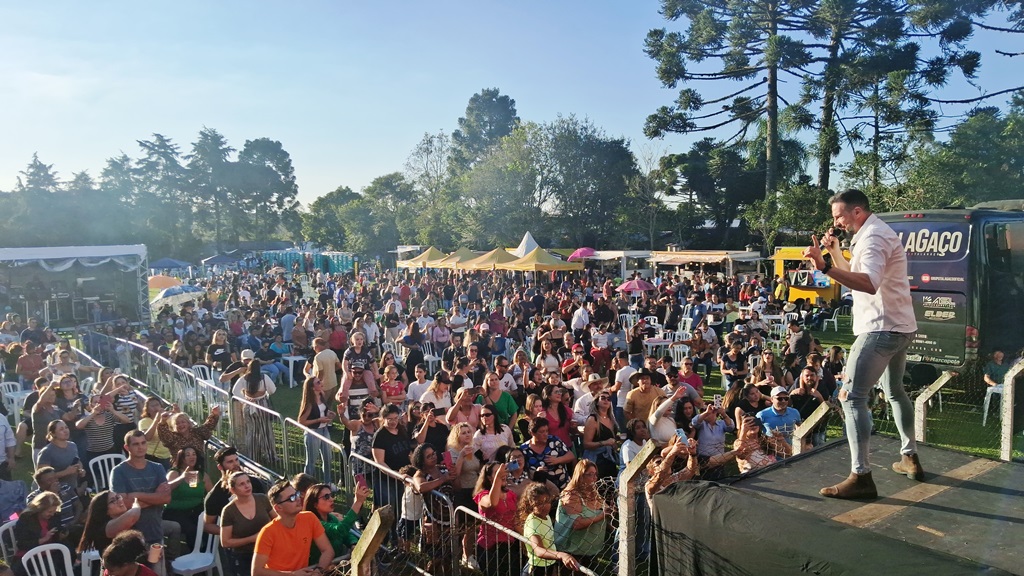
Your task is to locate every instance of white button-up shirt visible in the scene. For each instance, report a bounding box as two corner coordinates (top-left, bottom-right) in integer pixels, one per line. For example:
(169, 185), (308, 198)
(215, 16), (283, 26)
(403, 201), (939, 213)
(571, 307), (590, 331)
(849, 213), (918, 335)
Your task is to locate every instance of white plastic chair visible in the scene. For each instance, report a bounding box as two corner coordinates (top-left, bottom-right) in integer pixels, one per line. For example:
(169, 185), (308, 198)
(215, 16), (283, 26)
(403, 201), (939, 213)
(191, 365), (214, 384)
(982, 385), (1003, 426)
(171, 515), (221, 576)
(1, 382), (20, 418)
(669, 345), (690, 367)
(22, 544), (74, 576)
(81, 549), (101, 576)
(644, 316), (661, 329)
(768, 323), (787, 350)
(823, 308), (842, 331)
(421, 341), (441, 375)
(679, 318), (693, 334)
(784, 312), (799, 324)
(0, 520), (16, 564)
(89, 453), (125, 492)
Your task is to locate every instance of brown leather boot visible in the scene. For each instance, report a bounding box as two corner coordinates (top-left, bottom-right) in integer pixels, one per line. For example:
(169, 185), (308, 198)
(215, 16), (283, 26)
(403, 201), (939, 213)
(892, 453), (925, 481)
(819, 472), (877, 499)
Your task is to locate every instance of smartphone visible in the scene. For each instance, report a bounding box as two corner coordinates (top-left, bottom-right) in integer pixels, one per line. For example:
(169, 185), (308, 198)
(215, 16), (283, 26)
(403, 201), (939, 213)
(442, 451), (454, 469)
(675, 429), (688, 440)
(713, 394), (723, 409)
(354, 473), (367, 490)
(433, 408), (447, 417)
(507, 460), (520, 472)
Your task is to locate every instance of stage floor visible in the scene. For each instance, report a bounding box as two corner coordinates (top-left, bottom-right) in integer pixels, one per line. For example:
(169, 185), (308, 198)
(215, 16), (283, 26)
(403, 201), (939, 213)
(727, 436), (1024, 573)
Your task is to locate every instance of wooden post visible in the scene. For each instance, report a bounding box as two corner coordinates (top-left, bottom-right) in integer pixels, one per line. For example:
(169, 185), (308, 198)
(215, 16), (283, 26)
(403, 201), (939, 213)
(618, 440), (659, 576)
(791, 401), (831, 456)
(1000, 363), (1024, 462)
(913, 371), (956, 443)
(350, 504), (394, 576)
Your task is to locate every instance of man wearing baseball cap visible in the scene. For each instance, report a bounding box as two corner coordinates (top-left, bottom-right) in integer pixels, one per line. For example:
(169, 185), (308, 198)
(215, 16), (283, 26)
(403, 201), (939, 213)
(756, 386), (802, 447)
(560, 343), (590, 381)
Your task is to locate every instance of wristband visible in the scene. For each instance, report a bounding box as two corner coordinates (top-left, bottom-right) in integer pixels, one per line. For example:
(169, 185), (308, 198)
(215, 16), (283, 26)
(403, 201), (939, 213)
(821, 261), (832, 275)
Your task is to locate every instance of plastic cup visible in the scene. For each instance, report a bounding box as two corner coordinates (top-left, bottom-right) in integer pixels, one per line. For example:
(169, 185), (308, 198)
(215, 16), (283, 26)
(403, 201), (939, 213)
(147, 544), (163, 564)
(187, 472), (198, 488)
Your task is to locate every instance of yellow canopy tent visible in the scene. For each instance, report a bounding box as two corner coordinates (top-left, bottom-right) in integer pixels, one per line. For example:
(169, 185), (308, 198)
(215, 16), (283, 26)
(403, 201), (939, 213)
(396, 246), (446, 269)
(497, 247), (584, 272)
(458, 248), (519, 270)
(426, 247), (479, 269)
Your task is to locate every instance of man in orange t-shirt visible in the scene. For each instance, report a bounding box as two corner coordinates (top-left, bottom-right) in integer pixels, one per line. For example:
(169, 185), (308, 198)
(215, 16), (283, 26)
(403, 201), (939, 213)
(253, 481), (334, 576)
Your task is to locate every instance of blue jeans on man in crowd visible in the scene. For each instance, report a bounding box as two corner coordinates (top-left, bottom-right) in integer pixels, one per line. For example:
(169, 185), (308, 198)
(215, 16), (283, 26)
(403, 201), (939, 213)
(259, 361), (286, 384)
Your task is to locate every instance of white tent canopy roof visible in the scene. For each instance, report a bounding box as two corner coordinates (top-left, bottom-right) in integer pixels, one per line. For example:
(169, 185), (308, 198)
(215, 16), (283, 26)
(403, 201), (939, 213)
(590, 250), (651, 261)
(649, 250), (761, 265)
(0, 245), (146, 261)
(512, 232), (540, 258)
(0, 245), (148, 272)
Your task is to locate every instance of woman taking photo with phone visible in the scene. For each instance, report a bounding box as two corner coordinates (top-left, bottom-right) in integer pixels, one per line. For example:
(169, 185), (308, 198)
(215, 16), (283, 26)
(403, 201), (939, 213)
(412, 402), (450, 456)
(302, 482), (370, 565)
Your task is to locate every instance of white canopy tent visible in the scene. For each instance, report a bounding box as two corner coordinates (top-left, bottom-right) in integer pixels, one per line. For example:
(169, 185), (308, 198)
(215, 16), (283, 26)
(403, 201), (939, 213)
(512, 232), (540, 258)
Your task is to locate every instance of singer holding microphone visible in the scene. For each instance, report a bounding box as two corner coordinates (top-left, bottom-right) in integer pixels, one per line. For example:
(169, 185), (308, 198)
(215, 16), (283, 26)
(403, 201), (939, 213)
(802, 189), (923, 500)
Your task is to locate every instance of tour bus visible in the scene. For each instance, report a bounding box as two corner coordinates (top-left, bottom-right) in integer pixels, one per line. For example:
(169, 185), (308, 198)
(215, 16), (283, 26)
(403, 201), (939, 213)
(879, 204), (1024, 386)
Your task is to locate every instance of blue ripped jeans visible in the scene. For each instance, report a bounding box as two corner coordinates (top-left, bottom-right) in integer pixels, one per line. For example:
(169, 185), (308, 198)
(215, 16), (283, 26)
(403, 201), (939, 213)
(841, 331), (916, 474)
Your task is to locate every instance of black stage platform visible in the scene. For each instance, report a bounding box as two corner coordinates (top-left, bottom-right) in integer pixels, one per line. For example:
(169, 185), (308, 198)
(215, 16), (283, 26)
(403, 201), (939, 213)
(727, 436), (1024, 573)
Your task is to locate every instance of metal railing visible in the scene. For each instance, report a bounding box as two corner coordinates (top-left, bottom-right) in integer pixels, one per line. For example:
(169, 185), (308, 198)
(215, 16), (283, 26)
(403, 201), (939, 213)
(283, 418), (353, 494)
(348, 452), (453, 575)
(229, 393), (289, 472)
(454, 505), (599, 576)
(74, 331), (284, 479)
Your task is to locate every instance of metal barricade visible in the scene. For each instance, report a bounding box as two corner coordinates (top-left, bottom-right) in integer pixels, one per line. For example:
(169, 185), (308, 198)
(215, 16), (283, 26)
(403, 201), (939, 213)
(347, 453), (447, 575)
(283, 418), (353, 494)
(453, 505), (598, 576)
(77, 331), (232, 440)
(230, 394), (288, 472)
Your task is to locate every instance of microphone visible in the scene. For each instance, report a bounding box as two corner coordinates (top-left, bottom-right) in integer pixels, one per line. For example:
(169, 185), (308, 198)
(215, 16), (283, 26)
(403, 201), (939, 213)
(819, 228), (841, 267)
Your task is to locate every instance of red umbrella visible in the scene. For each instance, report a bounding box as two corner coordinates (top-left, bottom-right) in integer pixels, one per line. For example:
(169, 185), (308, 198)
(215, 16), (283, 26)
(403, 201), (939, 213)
(567, 247), (596, 262)
(617, 279), (655, 292)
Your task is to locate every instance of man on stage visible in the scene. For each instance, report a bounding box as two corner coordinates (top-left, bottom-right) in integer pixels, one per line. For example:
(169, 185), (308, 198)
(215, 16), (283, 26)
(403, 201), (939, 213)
(803, 189), (923, 500)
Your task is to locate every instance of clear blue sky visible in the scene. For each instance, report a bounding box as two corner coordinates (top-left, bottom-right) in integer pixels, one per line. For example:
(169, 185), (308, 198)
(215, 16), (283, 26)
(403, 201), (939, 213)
(0, 1), (1016, 206)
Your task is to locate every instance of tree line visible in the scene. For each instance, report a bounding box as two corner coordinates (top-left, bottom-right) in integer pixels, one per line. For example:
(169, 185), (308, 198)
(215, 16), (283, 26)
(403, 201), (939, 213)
(0, 129), (302, 259)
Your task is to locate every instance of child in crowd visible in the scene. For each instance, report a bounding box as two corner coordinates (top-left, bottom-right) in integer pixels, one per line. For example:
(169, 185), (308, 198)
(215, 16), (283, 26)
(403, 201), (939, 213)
(398, 464), (421, 552)
(518, 482), (580, 575)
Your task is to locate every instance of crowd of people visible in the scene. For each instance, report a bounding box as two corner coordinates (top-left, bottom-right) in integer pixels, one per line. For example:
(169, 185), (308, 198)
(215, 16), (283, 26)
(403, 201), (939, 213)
(0, 263), (853, 576)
